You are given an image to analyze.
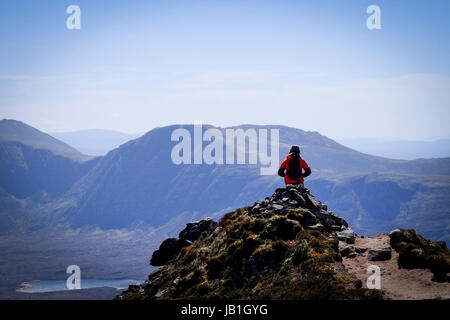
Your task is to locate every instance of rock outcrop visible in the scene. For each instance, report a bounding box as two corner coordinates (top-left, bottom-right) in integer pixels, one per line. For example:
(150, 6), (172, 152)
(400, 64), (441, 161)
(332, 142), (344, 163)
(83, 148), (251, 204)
(247, 185), (348, 232)
(117, 186), (383, 300)
(179, 218), (217, 242)
(150, 238), (190, 266)
(389, 229), (450, 281)
(336, 229), (357, 244)
(117, 186), (449, 300)
(151, 218), (217, 266)
(368, 248), (392, 261)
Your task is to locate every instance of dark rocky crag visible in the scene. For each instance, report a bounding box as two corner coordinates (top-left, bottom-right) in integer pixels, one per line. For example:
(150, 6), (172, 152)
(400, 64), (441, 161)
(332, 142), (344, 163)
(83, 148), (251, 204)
(117, 185), (384, 300)
(116, 186), (450, 300)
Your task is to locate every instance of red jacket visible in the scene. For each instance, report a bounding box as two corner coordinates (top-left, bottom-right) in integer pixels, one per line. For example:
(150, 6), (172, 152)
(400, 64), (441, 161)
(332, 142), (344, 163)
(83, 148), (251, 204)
(278, 155), (310, 184)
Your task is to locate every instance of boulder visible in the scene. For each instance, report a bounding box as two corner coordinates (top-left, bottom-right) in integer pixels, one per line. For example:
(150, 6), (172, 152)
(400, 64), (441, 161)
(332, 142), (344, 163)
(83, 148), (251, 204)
(348, 252), (357, 258)
(331, 225), (345, 231)
(339, 242), (354, 257)
(389, 229), (430, 248)
(271, 204), (284, 211)
(316, 209), (334, 229)
(389, 228), (401, 235)
(286, 184), (309, 194)
(306, 194), (320, 209)
(368, 247), (392, 261)
(330, 212), (348, 228)
(251, 205), (261, 215)
(336, 229), (357, 244)
(296, 210), (320, 228)
(355, 246), (368, 253)
(289, 190), (306, 206)
(275, 187), (286, 194)
(150, 238), (190, 266)
(179, 218), (217, 242)
(261, 209), (273, 218)
(389, 229), (449, 281)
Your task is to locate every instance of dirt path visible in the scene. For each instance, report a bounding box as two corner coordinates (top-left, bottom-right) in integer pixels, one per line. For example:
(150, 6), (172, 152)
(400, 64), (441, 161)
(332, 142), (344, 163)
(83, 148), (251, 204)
(342, 235), (450, 300)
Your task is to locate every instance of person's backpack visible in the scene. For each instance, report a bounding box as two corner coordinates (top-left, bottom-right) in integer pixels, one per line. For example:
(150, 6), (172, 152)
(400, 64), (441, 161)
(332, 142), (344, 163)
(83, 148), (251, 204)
(287, 153), (302, 182)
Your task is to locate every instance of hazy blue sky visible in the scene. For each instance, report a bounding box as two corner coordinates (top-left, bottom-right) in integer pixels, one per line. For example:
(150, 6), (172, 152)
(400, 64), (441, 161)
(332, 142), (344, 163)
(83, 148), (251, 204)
(1, 0), (449, 140)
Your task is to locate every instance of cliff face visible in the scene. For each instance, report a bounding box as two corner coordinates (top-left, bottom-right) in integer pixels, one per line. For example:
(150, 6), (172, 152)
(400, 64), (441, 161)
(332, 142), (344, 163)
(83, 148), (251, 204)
(117, 185), (385, 300)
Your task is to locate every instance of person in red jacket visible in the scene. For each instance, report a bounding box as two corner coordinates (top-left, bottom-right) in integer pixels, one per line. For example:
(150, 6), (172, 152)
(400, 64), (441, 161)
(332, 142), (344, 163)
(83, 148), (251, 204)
(278, 146), (311, 185)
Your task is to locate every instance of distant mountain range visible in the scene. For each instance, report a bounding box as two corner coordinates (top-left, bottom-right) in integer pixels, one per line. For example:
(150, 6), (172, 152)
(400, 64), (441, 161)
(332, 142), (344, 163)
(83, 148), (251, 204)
(1, 119), (449, 295)
(339, 138), (450, 160)
(51, 130), (143, 156)
(50, 125), (450, 240)
(1, 119), (449, 239)
(48, 126), (450, 160)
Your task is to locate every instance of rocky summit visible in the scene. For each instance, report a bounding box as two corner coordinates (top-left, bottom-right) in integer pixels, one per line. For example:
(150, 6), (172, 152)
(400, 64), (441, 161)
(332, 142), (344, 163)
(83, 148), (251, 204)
(116, 185), (450, 300)
(117, 186), (379, 300)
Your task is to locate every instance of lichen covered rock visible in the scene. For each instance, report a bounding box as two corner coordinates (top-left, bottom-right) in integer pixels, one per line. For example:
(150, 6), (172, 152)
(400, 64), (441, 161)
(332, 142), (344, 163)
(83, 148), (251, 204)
(389, 229), (450, 281)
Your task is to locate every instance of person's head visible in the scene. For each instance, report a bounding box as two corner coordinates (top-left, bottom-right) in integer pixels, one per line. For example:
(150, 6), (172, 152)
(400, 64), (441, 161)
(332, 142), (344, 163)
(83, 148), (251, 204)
(289, 145), (300, 154)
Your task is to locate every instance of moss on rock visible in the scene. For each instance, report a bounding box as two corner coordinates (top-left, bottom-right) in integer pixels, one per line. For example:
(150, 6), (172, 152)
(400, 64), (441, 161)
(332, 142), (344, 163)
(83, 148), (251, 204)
(390, 229), (450, 282)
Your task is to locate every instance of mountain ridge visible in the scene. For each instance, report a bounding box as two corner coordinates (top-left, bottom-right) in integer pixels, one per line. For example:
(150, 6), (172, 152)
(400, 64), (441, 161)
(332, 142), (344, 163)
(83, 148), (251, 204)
(0, 139), (99, 200)
(48, 124), (449, 243)
(50, 129), (143, 156)
(1, 120), (449, 242)
(0, 119), (88, 161)
(2, 120), (450, 240)
(339, 137), (450, 160)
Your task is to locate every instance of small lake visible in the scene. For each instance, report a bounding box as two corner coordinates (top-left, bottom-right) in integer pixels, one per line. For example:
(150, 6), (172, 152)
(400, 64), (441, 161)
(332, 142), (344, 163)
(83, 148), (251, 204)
(17, 279), (143, 293)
